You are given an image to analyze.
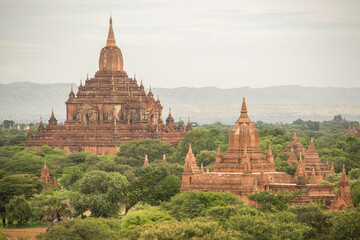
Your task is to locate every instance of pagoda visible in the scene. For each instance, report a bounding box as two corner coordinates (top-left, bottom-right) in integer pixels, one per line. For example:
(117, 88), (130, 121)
(25, 17), (190, 155)
(180, 97), (353, 209)
(283, 131), (305, 154)
(40, 162), (60, 188)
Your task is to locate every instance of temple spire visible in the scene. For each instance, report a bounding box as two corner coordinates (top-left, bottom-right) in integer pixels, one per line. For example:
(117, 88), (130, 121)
(217, 145), (222, 156)
(341, 164), (348, 182)
(188, 143), (193, 154)
(268, 145), (272, 156)
(162, 154), (168, 164)
(292, 131), (298, 143)
(143, 154), (150, 167)
(238, 96), (250, 123)
(106, 16), (116, 47)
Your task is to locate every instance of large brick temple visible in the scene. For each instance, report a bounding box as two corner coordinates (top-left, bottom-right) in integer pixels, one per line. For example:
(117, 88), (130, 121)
(181, 97), (353, 210)
(25, 18), (190, 155)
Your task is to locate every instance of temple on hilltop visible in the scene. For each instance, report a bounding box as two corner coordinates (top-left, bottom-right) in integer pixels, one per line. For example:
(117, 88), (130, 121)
(25, 17), (191, 155)
(180, 97), (353, 210)
(40, 162), (60, 188)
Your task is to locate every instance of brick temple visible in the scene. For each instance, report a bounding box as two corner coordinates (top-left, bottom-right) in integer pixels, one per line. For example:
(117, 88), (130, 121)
(181, 97), (353, 210)
(25, 17), (190, 155)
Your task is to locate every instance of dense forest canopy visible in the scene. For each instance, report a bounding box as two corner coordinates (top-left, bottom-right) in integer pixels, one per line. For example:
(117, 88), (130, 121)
(0, 115), (359, 240)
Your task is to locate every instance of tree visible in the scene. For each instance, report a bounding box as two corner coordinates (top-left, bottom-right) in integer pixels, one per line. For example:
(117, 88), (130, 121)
(288, 203), (332, 239)
(116, 139), (175, 167)
(5, 195), (31, 225)
(293, 119), (305, 125)
(59, 166), (84, 190)
(196, 150), (217, 167)
(122, 204), (173, 228)
(2, 120), (14, 129)
(331, 208), (360, 240)
(174, 128), (220, 163)
(127, 165), (170, 209)
(163, 191), (242, 220)
(6, 135), (26, 146)
(248, 190), (296, 212)
(36, 218), (120, 240)
(0, 174), (43, 226)
(333, 114), (343, 121)
(79, 170), (129, 217)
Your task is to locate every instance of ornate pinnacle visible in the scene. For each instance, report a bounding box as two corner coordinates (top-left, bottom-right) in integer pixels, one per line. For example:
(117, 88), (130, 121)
(238, 96), (250, 123)
(106, 16), (116, 47)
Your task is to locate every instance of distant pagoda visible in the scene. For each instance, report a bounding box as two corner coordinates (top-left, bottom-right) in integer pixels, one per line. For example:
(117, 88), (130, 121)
(26, 17), (191, 155)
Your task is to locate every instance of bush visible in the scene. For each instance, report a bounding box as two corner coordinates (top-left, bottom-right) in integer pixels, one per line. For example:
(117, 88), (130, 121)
(122, 204), (173, 228)
(5, 195), (32, 225)
(36, 218), (120, 240)
(163, 191), (242, 220)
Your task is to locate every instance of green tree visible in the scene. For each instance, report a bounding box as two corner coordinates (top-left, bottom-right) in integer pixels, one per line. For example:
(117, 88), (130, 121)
(59, 166), (84, 190)
(36, 218), (120, 240)
(248, 190), (296, 212)
(196, 150), (217, 167)
(6, 135), (26, 146)
(5, 195), (31, 225)
(288, 203), (332, 239)
(116, 139), (175, 167)
(174, 128), (220, 163)
(122, 204), (173, 228)
(163, 191), (242, 220)
(0, 174), (43, 226)
(79, 170), (129, 217)
(2, 120), (14, 129)
(330, 208), (360, 240)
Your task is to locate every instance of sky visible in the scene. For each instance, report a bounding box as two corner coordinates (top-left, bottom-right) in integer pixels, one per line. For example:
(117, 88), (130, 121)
(0, 0), (359, 89)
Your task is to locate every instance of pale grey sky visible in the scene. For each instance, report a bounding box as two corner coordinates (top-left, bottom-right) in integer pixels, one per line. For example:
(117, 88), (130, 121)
(0, 0), (359, 88)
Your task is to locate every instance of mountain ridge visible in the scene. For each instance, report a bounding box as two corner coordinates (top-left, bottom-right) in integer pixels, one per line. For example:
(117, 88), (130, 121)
(1, 82), (359, 124)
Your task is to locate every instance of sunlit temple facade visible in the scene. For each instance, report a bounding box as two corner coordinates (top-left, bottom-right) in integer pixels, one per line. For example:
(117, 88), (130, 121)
(25, 18), (191, 155)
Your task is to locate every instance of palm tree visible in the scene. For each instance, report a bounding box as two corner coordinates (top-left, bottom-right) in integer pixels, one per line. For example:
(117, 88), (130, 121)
(42, 197), (75, 232)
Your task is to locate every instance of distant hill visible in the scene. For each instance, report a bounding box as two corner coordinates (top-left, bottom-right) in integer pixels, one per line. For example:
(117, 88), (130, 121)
(1, 82), (359, 124)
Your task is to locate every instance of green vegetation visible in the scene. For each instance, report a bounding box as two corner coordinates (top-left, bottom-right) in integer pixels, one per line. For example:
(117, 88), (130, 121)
(0, 117), (359, 239)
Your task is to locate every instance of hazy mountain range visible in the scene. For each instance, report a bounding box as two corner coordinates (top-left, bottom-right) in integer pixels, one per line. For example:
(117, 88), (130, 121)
(1, 82), (359, 124)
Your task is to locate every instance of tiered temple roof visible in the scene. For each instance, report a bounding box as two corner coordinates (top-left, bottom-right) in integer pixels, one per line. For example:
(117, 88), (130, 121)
(25, 17), (191, 155)
(283, 131), (305, 154)
(330, 165), (354, 211)
(180, 97), (353, 210)
(302, 137), (330, 178)
(40, 162), (60, 188)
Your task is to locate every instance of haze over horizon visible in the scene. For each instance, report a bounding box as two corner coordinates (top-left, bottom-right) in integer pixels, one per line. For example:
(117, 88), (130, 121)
(0, 0), (359, 89)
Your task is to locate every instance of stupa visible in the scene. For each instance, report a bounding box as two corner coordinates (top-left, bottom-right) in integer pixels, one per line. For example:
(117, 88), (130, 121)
(25, 17), (190, 155)
(180, 97), (353, 209)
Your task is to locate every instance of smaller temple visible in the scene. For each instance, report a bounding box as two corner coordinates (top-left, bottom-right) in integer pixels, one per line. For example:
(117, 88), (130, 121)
(348, 125), (356, 133)
(303, 137), (330, 178)
(40, 162), (60, 188)
(283, 131), (305, 154)
(287, 148), (298, 163)
(330, 165), (354, 211)
(143, 154), (150, 167)
(356, 126), (360, 139)
(162, 154), (168, 164)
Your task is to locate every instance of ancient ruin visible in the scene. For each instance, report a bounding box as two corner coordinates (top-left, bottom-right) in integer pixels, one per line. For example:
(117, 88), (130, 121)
(283, 131), (305, 154)
(180, 97), (353, 209)
(25, 17), (190, 155)
(40, 162), (60, 188)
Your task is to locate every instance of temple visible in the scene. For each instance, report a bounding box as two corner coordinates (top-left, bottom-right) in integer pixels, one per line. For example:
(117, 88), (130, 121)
(40, 162), (60, 188)
(180, 97), (353, 210)
(25, 17), (190, 155)
(283, 131), (305, 154)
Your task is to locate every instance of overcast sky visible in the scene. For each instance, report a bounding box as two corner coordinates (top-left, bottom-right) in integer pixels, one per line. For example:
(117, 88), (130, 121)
(0, 0), (359, 88)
